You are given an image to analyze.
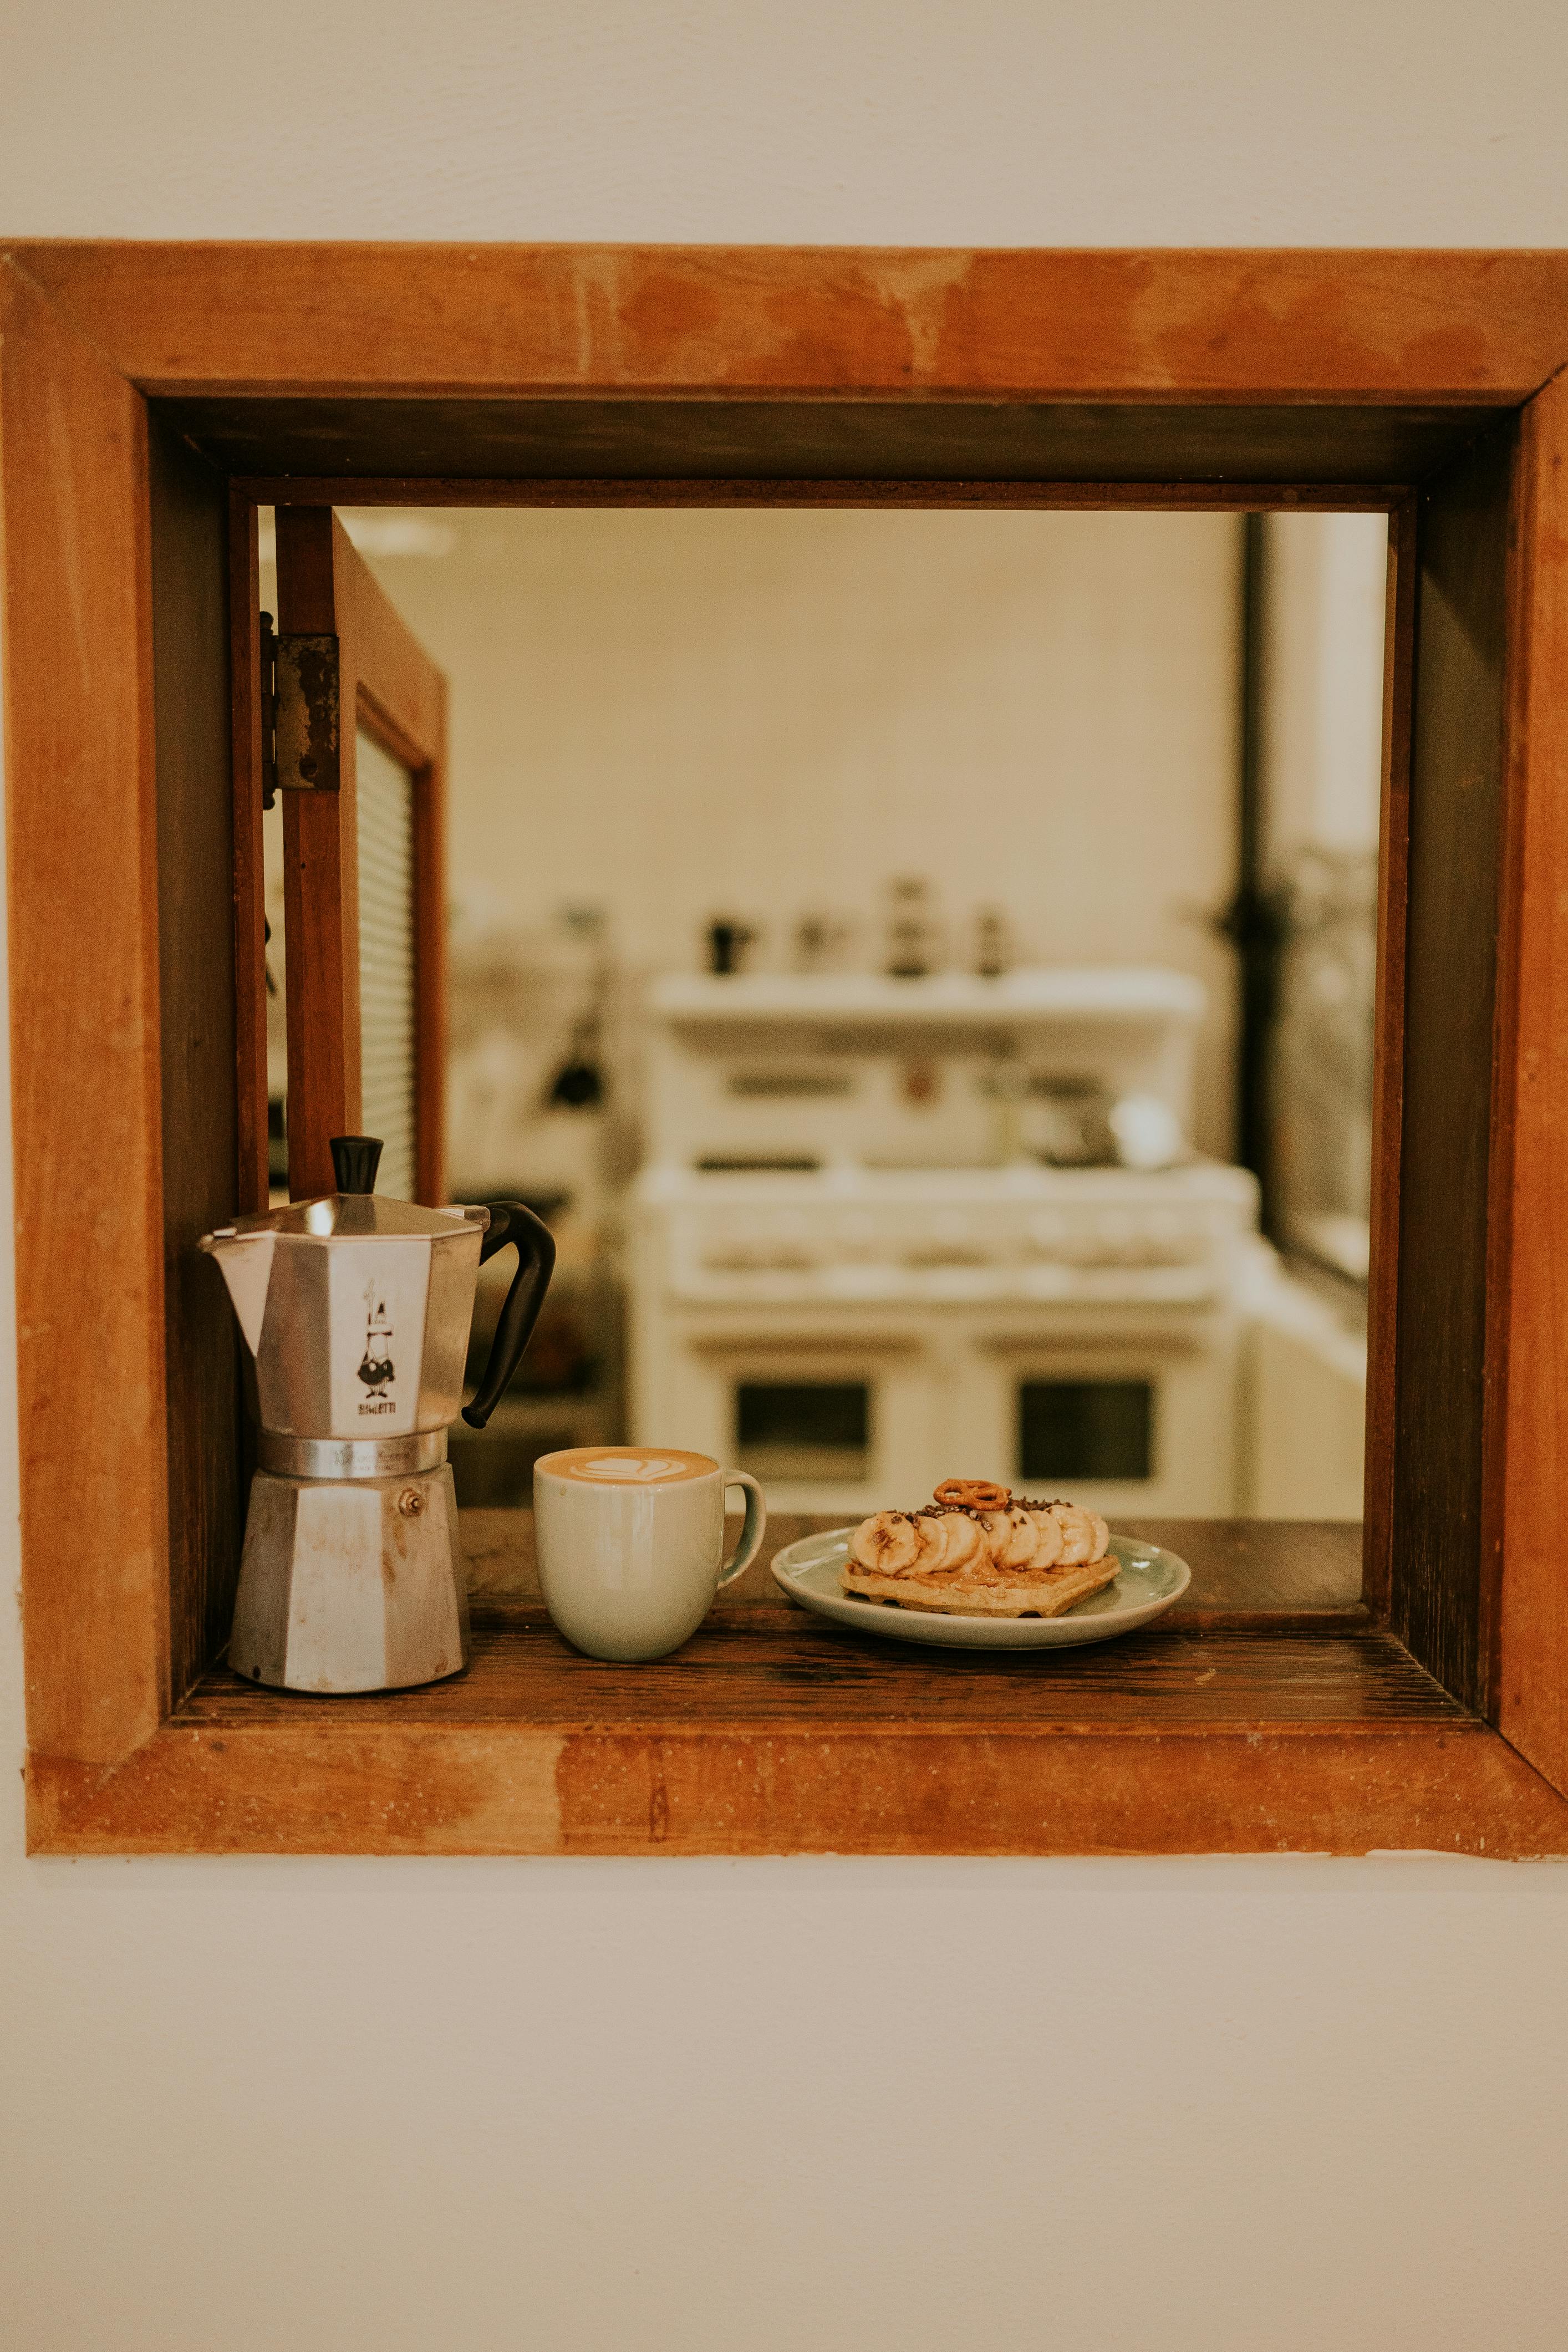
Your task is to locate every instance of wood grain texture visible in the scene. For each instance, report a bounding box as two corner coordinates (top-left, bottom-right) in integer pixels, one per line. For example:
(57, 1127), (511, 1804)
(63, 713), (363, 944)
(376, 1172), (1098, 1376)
(29, 1723), (1566, 1859)
(277, 508), (360, 1195)
(173, 1616), (1464, 1729)
(250, 477), (1407, 512)
(1391, 420), (1515, 1710)
(1495, 368), (1568, 1784)
(18, 246), (1568, 401)
(147, 419), (242, 1704)
(186, 401), (1492, 487)
(27, 1614), (1568, 1856)
(0, 261), (171, 1762)
(348, 560), (446, 772)
(228, 491), (269, 1214)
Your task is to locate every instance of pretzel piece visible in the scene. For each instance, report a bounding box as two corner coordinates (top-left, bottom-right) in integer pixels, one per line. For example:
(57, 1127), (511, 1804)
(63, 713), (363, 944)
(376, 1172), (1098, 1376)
(931, 1478), (1011, 1511)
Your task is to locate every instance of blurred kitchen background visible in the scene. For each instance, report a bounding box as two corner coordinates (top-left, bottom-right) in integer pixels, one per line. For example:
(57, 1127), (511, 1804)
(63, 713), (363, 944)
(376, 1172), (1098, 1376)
(261, 505), (1383, 1531)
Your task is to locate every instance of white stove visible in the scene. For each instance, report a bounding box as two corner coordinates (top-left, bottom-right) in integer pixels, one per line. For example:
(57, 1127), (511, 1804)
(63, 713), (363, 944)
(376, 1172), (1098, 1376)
(629, 971), (1260, 1515)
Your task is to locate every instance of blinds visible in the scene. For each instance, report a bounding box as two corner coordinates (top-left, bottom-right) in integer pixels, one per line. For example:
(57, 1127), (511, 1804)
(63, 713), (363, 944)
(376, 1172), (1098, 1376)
(356, 728), (418, 1202)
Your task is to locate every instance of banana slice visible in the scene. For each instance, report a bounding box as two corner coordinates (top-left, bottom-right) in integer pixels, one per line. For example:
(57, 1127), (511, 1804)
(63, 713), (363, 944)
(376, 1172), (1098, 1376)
(978, 1506), (1038, 1570)
(849, 1511), (922, 1576)
(1025, 1509), (1065, 1571)
(912, 1513), (953, 1572)
(856, 1490), (1112, 1583)
(1050, 1504), (1097, 1566)
(999, 1506), (1041, 1569)
(933, 1510), (984, 1573)
(977, 1508), (1015, 1565)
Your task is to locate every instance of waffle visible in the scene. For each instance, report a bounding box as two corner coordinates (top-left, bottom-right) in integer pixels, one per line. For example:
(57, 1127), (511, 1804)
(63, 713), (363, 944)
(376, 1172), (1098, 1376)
(840, 1484), (1118, 1617)
(841, 1555), (1120, 1617)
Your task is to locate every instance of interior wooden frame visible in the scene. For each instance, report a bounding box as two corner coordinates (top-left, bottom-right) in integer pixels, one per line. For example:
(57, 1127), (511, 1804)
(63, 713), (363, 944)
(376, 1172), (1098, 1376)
(5, 243), (1568, 1857)
(257, 505), (448, 1210)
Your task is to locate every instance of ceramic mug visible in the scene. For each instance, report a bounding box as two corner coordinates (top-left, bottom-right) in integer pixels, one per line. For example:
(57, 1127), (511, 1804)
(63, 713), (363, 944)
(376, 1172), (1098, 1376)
(533, 1446), (767, 1661)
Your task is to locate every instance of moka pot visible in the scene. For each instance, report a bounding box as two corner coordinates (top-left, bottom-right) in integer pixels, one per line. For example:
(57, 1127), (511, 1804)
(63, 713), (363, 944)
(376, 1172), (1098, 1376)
(201, 1134), (554, 1693)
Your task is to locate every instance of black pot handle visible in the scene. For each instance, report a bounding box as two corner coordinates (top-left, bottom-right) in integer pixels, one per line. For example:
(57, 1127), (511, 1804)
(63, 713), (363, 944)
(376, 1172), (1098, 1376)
(462, 1202), (557, 1429)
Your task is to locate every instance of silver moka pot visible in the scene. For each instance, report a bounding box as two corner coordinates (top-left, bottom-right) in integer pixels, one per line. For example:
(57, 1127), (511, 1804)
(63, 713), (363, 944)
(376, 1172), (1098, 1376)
(201, 1135), (554, 1693)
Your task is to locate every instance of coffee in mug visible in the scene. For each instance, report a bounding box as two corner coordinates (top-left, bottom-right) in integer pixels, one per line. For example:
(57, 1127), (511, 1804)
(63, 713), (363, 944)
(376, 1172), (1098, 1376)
(533, 1447), (767, 1661)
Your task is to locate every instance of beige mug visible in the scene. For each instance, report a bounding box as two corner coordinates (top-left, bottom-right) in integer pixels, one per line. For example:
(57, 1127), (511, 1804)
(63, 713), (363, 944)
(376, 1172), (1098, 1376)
(533, 1446), (767, 1661)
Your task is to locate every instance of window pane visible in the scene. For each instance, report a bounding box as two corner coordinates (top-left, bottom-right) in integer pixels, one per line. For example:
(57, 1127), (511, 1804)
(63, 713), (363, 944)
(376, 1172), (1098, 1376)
(1018, 1380), (1153, 1484)
(357, 727), (417, 1202)
(736, 1381), (869, 1482)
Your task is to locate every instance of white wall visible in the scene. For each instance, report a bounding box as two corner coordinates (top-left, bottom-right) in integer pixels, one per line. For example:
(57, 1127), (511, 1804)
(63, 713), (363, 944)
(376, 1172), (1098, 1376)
(6, 9), (1568, 2350)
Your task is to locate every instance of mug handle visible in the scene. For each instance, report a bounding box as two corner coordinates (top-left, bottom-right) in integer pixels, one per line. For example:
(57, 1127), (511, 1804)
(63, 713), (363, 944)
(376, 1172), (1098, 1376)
(717, 1472), (768, 1589)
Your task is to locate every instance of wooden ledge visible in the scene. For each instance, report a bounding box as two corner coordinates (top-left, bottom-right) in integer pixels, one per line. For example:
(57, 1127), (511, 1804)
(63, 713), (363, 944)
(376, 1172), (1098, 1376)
(27, 1601), (1568, 1858)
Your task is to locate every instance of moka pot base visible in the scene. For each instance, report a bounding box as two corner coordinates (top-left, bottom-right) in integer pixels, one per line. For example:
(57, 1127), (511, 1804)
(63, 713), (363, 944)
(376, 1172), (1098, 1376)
(230, 1457), (470, 1696)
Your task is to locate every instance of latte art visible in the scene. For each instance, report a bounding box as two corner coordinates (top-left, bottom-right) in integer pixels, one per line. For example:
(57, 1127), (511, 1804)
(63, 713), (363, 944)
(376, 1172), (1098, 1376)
(536, 1444), (718, 1487)
(581, 1455), (688, 1483)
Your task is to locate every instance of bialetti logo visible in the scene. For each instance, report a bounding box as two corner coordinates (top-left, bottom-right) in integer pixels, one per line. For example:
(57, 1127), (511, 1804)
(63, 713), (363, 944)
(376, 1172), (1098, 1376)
(357, 1281), (396, 1416)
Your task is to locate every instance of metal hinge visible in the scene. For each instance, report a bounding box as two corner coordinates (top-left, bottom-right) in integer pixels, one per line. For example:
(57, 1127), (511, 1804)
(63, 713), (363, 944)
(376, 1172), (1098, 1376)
(259, 611), (340, 807)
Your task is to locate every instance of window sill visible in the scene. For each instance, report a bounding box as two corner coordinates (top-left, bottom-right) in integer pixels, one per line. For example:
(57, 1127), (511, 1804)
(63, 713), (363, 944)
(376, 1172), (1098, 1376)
(27, 1523), (1568, 1858)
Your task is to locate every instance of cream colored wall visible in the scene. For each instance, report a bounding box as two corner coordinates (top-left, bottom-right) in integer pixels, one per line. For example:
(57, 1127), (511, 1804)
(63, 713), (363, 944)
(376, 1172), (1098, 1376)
(347, 505), (1243, 1158)
(1262, 512), (1388, 872)
(7, 9), (1568, 2352)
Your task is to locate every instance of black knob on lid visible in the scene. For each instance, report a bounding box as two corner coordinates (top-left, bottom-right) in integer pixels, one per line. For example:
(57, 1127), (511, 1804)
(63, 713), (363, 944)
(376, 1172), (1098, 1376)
(330, 1135), (384, 1195)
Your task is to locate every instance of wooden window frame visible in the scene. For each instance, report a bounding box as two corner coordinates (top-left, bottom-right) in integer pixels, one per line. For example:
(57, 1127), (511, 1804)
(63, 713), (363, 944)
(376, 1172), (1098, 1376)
(261, 505), (447, 1208)
(4, 243), (1568, 1856)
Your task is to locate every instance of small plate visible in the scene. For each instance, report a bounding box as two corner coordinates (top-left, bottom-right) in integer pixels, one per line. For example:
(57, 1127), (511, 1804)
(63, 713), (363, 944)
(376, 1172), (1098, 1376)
(769, 1528), (1190, 1650)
